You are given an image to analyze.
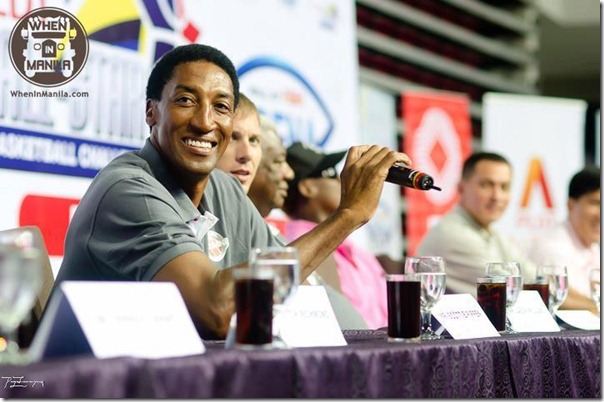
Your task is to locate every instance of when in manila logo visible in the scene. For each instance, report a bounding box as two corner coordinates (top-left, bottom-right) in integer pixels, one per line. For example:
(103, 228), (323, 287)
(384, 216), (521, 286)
(8, 7), (89, 87)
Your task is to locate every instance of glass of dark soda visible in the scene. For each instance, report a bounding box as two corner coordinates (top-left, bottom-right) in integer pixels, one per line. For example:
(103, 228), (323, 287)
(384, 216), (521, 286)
(386, 273), (422, 342)
(476, 276), (507, 332)
(233, 267), (275, 349)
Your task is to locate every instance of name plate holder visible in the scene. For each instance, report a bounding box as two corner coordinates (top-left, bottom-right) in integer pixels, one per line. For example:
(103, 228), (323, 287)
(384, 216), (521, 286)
(555, 309), (600, 330)
(278, 286), (347, 348)
(29, 281), (205, 360)
(431, 294), (500, 339)
(507, 290), (560, 332)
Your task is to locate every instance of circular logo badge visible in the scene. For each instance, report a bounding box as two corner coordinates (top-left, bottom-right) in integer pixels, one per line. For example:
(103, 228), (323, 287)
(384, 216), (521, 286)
(8, 7), (89, 87)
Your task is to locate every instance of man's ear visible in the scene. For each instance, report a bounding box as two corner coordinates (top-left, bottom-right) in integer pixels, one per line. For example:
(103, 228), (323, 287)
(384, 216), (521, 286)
(145, 99), (157, 128)
(298, 178), (318, 199)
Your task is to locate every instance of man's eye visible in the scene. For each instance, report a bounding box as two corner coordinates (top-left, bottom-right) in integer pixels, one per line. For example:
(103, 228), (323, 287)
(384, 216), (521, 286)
(176, 97), (194, 105)
(215, 103), (232, 113)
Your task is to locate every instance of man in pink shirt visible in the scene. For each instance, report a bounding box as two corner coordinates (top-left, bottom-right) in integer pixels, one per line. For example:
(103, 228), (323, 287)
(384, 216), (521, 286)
(282, 142), (388, 329)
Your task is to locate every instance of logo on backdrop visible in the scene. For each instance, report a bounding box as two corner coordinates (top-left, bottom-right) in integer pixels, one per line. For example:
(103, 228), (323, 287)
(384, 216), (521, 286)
(8, 7), (89, 87)
(516, 157), (556, 230)
(238, 56), (334, 148)
(520, 158), (554, 208)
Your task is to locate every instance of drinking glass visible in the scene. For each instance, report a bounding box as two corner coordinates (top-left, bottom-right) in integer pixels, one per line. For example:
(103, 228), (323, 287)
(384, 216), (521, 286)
(536, 265), (569, 318)
(589, 268), (600, 313)
(0, 245), (42, 364)
(476, 276), (507, 332)
(386, 273), (421, 342)
(232, 267), (275, 350)
(404, 256), (446, 340)
(485, 261), (522, 333)
(250, 246), (300, 348)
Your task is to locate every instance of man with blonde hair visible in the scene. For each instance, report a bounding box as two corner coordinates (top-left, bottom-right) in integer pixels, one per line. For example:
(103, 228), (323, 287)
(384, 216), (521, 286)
(216, 93), (262, 193)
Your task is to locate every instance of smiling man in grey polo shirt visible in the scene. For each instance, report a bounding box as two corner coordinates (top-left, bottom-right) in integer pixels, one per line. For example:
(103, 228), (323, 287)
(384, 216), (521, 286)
(54, 44), (411, 339)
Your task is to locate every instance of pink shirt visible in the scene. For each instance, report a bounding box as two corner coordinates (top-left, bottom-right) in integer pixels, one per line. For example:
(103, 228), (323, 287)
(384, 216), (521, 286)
(285, 219), (388, 329)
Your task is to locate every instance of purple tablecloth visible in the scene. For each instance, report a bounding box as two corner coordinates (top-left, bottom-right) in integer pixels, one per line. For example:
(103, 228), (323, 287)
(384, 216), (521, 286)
(0, 330), (599, 398)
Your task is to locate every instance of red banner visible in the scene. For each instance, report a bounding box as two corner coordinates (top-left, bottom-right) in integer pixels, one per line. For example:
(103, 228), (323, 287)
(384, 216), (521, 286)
(19, 195), (80, 256)
(402, 93), (472, 255)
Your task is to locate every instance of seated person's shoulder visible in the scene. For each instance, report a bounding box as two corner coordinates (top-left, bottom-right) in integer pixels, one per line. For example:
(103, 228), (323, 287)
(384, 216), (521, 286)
(423, 210), (466, 239)
(208, 168), (249, 201)
(418, 210), (478, 253)
(92, 151), (155, 189)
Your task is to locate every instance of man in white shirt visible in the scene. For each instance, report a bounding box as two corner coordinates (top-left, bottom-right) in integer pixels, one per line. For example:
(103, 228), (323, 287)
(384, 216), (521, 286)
(528, 166), (600, 314)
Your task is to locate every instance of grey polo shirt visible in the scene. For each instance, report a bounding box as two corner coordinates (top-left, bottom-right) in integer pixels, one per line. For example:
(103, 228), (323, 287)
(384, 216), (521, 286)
(55, 139), (281, 285)
(417, 206), (536, 296)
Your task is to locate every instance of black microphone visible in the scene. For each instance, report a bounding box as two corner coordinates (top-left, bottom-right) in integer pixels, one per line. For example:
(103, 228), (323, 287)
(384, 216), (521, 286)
(386, 165), (442, 191)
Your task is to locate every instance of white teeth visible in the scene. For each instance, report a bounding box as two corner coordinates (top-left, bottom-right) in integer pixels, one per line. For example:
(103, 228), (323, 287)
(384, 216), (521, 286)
(185, 139), (213, 148)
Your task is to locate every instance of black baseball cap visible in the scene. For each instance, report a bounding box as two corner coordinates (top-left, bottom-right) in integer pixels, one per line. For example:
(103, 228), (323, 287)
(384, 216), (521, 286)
(286, 142), (347, 182)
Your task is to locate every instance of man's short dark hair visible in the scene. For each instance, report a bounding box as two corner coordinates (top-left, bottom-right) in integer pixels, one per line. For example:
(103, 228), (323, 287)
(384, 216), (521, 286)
(145, 44), (239, 107)
(568, 165), (600, 199)
(462, 152), (510, 179)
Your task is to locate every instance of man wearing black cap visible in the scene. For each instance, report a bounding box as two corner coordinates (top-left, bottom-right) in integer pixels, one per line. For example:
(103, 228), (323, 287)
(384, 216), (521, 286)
(247, 123), (368, 329)
(282, 142), (389, 329)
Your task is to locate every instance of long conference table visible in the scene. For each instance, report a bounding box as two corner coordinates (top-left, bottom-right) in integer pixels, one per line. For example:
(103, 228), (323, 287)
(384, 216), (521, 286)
(0, 329), (599, 398)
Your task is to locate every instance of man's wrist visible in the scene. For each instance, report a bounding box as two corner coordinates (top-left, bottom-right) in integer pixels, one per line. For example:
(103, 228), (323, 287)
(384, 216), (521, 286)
(329, 207), (366, 233)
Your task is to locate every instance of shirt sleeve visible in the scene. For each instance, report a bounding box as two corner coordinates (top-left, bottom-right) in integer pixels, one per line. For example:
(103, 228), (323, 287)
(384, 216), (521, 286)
(90, 176), (202, 281)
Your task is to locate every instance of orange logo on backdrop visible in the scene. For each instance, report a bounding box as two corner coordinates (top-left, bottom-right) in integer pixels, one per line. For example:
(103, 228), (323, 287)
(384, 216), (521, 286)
(520, 158), (554, 208)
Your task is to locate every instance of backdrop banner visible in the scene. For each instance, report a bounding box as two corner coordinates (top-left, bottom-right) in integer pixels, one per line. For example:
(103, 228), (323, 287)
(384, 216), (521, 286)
(402, 92), (472, 256)
(0, 0), (358, 275)
(482, 93), (586, 253)
(357, 83), (401, 260)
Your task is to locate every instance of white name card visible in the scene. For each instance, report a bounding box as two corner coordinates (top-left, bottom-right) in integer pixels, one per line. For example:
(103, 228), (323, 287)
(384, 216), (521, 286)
(29, 281), (205, 360)
(555, 310), (600, 330)
(279, 286), (347, 347)
(507, 290), (560, 332)
(431, 294), (500, 339)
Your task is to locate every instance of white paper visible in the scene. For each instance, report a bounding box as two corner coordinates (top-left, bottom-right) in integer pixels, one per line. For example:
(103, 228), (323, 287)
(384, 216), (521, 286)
(34, 281), (206, 359)
(431, 294), (501, 339)
(507, 290), (561, 332)
(279, 286), (347, 347)
(555, 310), (600, 330)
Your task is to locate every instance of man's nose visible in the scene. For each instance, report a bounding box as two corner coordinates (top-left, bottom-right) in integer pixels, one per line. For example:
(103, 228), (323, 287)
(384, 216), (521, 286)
(236, 139), (253, 162)
(492, 185), (507, 200)
(190, 104), (216, 132)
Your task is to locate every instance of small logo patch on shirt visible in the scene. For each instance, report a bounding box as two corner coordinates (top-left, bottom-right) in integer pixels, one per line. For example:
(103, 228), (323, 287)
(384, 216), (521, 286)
(207, 230), (229, 262)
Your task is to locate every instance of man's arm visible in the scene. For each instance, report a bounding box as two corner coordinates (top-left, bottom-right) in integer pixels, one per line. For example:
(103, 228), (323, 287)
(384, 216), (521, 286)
(156, 145), (411, 338)
(153, 251), (242, 339)
(559, 287), (599, 315)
